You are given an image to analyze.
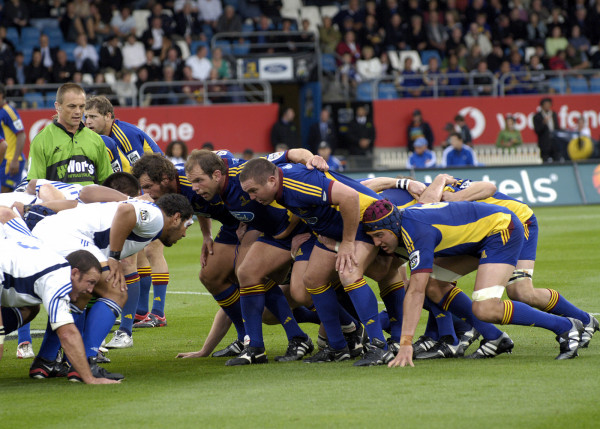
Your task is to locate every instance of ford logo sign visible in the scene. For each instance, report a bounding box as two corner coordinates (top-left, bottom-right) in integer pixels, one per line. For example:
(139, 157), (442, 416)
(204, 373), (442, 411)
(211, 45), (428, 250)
(230, 211), (255, 222)
(264, 64), (287, 73)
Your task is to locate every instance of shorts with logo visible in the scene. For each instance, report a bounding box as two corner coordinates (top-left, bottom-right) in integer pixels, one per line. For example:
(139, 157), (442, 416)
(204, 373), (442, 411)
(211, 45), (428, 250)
(255, 223), (315, 262)
(214, 223), (240, 245)
(314, 227), (374, 253)
(518, 214), (538, 261)
(478, 214), (524, 267)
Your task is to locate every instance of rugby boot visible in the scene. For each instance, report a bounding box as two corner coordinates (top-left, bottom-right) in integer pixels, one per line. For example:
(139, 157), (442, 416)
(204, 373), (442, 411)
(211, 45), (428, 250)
(275, 336), (314, 362)
(212, 339), (244, 357)
(555, 318), (584, 360)
(354, 338), (394, 366)
(579, 313), (599, 348)
(304, 345), (351, 363)
(412, 335), (436, 358)
(457, 327), (480, 352)
(415, 335), (464, 360)
(344, 323), (368, 358)
(465, 332), (514, 359)
(225, 346), (268, 366)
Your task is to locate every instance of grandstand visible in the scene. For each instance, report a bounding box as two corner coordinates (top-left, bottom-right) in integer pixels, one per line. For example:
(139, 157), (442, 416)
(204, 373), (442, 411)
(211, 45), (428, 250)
(1, 0), (599, 165)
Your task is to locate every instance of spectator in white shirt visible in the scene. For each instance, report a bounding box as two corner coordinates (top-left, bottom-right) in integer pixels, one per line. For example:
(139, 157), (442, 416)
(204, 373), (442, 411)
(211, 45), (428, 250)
(185, 45), (212, 81)
(73, 34), (98, 74)
(356, 45), (383, 81)
(122, 34), (147, 70)
(198, 0), (223, 29)
(111, 6), (137, 38)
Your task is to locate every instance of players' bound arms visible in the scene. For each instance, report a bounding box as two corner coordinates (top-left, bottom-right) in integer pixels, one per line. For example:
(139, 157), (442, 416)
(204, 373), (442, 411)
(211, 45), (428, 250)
(8, 132), (26, 176)
(330, 181), (360, 273)
(199, 216), (213, 268)
(287, 148), (329, 172)
(176, 308), (232, 358)
(442, 181), (497, 202)
(107, 203), (136, 290)
(79, 185), (129, 203)
(388, 271), (429, 368)
(360, 177), (397, 193)
(57, 324), (120, 384)
(37, 200), (78, 212)
(418, 174), (456, 204)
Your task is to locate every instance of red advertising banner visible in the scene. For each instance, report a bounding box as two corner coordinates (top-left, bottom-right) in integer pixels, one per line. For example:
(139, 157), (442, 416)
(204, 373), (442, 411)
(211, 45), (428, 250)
(373, 94), (600, 148)
(19, 104), (280, 155)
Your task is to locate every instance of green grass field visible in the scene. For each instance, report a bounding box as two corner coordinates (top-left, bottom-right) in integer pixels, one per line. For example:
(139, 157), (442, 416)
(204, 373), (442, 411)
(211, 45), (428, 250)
(1, 205), (599, 428)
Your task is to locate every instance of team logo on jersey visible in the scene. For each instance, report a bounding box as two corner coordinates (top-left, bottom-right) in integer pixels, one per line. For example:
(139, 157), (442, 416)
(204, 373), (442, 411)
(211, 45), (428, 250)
(216, 150), (229, 156)
(322, 192), (327, 202)
(409, 250), (420, 270)
(140, 209), (149, 221)
(13, 119), (24, 131)
(305, 217), (319, 224)
(239, 195), (251, 206)
(127, 151), (141, 164)
(282, 164), (292, 169)
(230, 211), (255, 222)
(267, 152), (285, 161)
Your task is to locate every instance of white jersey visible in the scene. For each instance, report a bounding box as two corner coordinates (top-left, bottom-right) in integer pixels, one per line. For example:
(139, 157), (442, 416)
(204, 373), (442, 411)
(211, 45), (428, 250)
(34, 180), (84, 201)
(32, 200), (164, 262)
(0, 191), (37, 207)
(0, 239), (74, 330)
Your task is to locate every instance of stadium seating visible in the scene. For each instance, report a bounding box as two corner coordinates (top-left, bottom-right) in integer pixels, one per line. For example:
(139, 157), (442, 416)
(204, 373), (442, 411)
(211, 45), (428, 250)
(377, 82), (399, 99)
(567, 76), (589, 94)
(320, 5), (340, 19)
(43, 27), (64, 48)
(398, 50), (422, 71)
(6, 27), (20, 46)
(176, 40), (191, 60)
(299, 6), (320, 32)
(215, 39), (232, 56)
(133, 9), (151, 37)
(420, 50), (442, 68)
(23, 92), (45, 109)
(589, 76), (600, 93)
(356, 81), (374, 101)
(321, 53), (337, 74)
(547, 77), (566, 94)
(20, 26), (41, 45)
(232, 41), (251, 56)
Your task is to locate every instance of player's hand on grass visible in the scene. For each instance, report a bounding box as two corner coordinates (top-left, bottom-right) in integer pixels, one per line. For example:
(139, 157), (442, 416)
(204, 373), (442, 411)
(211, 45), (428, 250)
(306, 155), (329, 172)
(87, 377), (121, 384)
(388, 345), (414, 368)
(176, 350), (209, 358)
(335, 240), (357, 274)
(106, 258), (126, 291)
(201, 236), (214, 268)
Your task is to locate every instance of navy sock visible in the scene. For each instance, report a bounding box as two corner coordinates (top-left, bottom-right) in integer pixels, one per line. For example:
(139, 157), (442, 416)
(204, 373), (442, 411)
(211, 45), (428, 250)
(240, 284), (266, 348)
(136, 267), (152, 316)
(502, 300), (572, 335)
(379, 310), (390, 332)
(214, 284), (246, 341)
(338, 304), (359, 327)
(453, 314), (473, 333)
(440, 287), (503, 341)
(1, 307), (22, 334)
(334, 281), (360, 321)
(17, 323), (32, 343)
(428, 300), (458, 345)
(37, 319), (61, 360)
(307, 284), (346, 350)
(544, 289), (590, 324)
(150, 272), (168, 317)
(380, 281), (404, 343)
(120, 273), (140, 336)
(264, 282), (306, 341)
(422, 298), (439, 340)
(292, 306), (321, 324)
(345, 278), (385, 346)
(83, 298), (122, 358)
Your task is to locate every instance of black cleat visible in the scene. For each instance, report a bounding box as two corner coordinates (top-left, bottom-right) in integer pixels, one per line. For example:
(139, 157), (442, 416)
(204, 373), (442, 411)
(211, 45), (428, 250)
(275, 336), (314, 362)
(354, 338), (394, 366)
(412, 335), (436, 358)
(580, 313), (599, 349)
(304, 346), (351, 363)
(344, 323), (368, 358)
(225, 346), (268, 366)
(67, 357), (124, 382)
(29, 356), (69, 379)
(465, 332), (514, 359)
(555, 318), (584, 360)
(457, 328), (480, 352)
(415, 336), (464, 360)
(212, 339), (244, 357)
(386, 338), (400, 356)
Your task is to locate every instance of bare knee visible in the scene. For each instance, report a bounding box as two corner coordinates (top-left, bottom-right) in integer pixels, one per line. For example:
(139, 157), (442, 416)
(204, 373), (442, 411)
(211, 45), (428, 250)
(0, 206), (17, 223)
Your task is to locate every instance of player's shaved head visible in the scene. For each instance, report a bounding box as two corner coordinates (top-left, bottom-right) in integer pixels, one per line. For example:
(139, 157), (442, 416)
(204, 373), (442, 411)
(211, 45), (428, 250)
(185, 149), (226, 176)
(132, 153), (178, 183)
(239, 157), (277, 185)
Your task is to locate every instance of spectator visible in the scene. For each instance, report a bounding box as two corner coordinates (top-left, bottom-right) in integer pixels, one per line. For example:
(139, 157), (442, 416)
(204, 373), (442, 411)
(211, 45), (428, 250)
(242, 148), (254, 160)
(406, 137), (436, 169)
(87, 3), (111, 44)
(441, 132), (477, 167)
(565, 44), (590, 70)
(464, 22), (492, 57)
(336, 30), (361, 65)
(202, 142), (215, 150)
(530, 0), (550, 22)
(319, 16), (341, 54)
(207, 68), (230, 103)
(470, 60), (494, 96)
(165, 140), (189, 165)
(147, 2), (175, 35)
(442, 52), (467, 96)
(533, 97), (561, 163)
(406, 109), (434, 151)
(498, 59), (520, 94)
(525, 54), (546, 93)
(88, 72), (116, 100)
(398, 56), (424, 98)
(136, 67), (152, 105)
(406, 14), (428, 52)
(175, 1), (204, 43)
(34, 34), (57, 71)
(569, 25), (590, 54)
(198, 0), (223, 30)
(216, 5), (242, 34)
(73, 34), (99, 74)
(486, 41), (505, 73)
(548, 49), (569, 71)
(333, 0), (362, 31)
(185, 45), (212, 81)
(546, 7), (566, 35)
(163, 47), (184, 79)
(426, 9), (448, 54)
(465, 44), (484, 71)
(339, 52), (360, 95)
(51, 49), (76, 83)
(385, 13), (407, 51)
(99, 35), (123, 72)
(508, 8), (528, 47)
(122, 34), (146, 70)
(152, 65), (182, 105)
(60, 1), (85, 43)
(144, 50), (163, 81)
(571, 115), (592, 138)
(356, 45), (383, 81)
(317, 142), (344, 172)
(210, 47), (231, 79)
(359, 15), (385, 56)
(25, 49), (50, 84)
(12, 52), (26, 85)
(143, 16), (167, 56)
(111, 6), (136, 38)
(307, 108), (337, 154)
(545, 26), (568, 58)
(180, 65), (202, 104)
(591, 41), (600, 69)
(270, 107), (299, 151)
(346, 105), (375, 156)
(454, 114), (473, 146)
(527, 12), (547, 46)
(446, 27), (464, 55)
(422, 56), (442, 96)
(114, 70), (136, 106)
(1, 0), (29, 30)
(496, 115), (523, 150)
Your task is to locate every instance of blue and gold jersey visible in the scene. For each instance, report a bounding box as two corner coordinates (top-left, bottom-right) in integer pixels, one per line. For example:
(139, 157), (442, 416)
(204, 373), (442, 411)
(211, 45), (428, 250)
(379, 188), (418, 209)
(101, 135), (132, 173)
(109, 119), (163, 166)
(175, 165), (238, 226)
(0, 103), (25, 169)
(400, 201), (515, 273)
(274, 163), (380, 239)
(216, 150), (298, 237)
(445, 179), (534, 224)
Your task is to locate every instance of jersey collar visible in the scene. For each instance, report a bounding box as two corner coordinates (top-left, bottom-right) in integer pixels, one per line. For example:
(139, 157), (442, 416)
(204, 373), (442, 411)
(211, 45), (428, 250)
(53, 119), (85, 138)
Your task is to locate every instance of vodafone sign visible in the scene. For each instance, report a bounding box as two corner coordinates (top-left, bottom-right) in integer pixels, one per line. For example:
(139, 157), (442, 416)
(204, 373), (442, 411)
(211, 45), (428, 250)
(20, 104), (279, 155)
(374, 94), (600, 147)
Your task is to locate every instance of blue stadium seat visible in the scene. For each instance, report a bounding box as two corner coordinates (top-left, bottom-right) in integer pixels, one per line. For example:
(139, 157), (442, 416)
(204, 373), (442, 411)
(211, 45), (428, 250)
(62, 42), (78, 61)
(567, 76), (588, 94)
(24, 92), (45, 108)
(420, 50), (441, 67)
(223, 0), (239, 7)
(356, 81), (374, 101)
(215, 40), (232, 55)
(21, 47), (33, 65)
(590, 76), (600, 93)
(43, 27), (64, 47)
(321, 53), (336, 73)
(378, 82), (399, 99)
(190, 40), (208, 55)
(547, 77), (566, 94)
(6, 27), (20, 46)
(232, 41), (250, 55)
(20, 26), (41, 45)
(45, 96), (56, 108)
(242, 23), (254, 33)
